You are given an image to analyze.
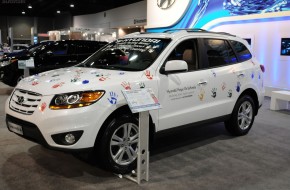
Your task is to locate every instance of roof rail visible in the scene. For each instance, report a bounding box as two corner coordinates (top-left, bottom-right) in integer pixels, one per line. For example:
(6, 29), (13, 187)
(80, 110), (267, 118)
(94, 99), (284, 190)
(213, 32), (236, 37)
(163, 28), (236, 37)
(164, 28), (207, 33)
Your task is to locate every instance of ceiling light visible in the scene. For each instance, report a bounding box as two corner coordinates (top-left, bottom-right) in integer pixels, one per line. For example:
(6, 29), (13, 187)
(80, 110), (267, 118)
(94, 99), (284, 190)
(70, 4), (74, 8)
(22, 11), (25, 15)
(28, 5), (32, 9)
(57, 10), (61, 14)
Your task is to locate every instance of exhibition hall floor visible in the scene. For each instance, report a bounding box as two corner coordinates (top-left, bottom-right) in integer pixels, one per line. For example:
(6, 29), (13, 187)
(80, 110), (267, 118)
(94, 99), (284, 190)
(0, 88), (290, 189)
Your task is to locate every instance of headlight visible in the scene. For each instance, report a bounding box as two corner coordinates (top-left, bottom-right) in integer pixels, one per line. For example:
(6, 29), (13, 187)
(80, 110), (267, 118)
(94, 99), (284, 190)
(49, 90), (105, 110)
(0, 58), (17, 67)
(0, 60), (10, 67)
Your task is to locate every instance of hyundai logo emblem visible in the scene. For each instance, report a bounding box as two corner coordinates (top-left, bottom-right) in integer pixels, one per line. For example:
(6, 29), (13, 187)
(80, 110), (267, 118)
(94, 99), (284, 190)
(17, 96), (26, 104)
(157, 0), (176, 9)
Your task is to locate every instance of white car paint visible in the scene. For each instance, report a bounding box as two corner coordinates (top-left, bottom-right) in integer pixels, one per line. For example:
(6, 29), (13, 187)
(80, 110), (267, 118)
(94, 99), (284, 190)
(5, 30), (265, 150)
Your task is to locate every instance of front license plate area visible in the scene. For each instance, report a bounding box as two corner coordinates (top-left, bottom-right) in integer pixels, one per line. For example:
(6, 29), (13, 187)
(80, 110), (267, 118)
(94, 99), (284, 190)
(8, 122), (23, 135)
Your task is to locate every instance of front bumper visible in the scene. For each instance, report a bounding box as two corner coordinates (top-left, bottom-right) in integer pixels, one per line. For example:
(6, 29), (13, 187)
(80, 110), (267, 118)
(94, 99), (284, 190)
(5, 93), (111, 150)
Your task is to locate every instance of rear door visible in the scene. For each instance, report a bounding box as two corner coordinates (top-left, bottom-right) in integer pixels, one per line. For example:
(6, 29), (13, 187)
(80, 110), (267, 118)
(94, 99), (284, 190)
(200, 38), (240, 117)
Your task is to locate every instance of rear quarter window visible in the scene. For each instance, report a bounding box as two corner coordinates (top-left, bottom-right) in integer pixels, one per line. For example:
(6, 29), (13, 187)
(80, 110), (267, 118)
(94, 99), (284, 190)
(204, 38), (237, 68)
(230, 40), (252, 62)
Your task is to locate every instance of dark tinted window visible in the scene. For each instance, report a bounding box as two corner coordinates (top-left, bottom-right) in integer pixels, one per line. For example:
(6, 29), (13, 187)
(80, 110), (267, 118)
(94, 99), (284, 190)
(204, 39), (237, 67)
(77, 42), (102, 54)
(67, 43), (76, 54)
(230, 40), (252, 62)
(46, 43), (68, 55)
(167, 39), (198, 71)
(77, 43), (90, 54)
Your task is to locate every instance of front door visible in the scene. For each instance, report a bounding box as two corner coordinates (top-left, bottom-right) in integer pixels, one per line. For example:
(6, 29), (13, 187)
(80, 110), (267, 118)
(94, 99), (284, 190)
(158, 38), (212, 131)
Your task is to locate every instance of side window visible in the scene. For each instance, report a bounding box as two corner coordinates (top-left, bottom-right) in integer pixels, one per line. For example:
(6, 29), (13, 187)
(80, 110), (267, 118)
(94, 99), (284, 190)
(48, 43), (68, 55)
(77, 43), (90, 54)
(88, 43), (100, 53)
(204, 39), (237, 68)
(230, 40), (252, 62)
(67, 43), (76, 55)
(167, 39), (198, 71)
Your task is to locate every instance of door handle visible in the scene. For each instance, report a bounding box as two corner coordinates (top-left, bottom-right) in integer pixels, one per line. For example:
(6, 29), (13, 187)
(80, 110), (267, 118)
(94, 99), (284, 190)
(198, 81), (207, 86)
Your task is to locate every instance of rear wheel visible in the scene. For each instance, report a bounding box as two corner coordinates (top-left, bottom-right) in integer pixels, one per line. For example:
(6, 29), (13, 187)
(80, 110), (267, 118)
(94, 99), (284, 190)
(225, 95), (256, 136)
(98, 115), (139, 174)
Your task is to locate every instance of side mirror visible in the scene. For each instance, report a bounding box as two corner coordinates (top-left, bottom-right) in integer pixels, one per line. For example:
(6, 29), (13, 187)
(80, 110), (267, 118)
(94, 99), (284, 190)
(161, 60), (188, 74)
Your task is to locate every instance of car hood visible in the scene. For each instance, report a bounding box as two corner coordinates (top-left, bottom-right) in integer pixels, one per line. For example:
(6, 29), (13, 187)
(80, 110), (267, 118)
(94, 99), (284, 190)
(16, 67), (140, 96)
(6, 50), (29, 58)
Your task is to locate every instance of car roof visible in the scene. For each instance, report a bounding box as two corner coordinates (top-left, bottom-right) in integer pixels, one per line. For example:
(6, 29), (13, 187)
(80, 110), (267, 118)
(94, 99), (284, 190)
(124, 29), (242, 42)
(13, 44), (29, 47)
(53, 40), (108, 44)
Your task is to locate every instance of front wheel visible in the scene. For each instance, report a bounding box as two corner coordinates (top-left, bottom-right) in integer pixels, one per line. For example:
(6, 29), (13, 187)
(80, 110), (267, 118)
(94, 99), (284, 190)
(99, 115), (139, 174)
(225, 95), (256, 136)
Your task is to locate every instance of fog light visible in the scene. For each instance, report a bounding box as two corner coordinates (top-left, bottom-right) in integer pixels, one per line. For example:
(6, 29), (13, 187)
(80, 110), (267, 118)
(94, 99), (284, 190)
(51, 130), (83, 145)
(65, 133), (76, 144)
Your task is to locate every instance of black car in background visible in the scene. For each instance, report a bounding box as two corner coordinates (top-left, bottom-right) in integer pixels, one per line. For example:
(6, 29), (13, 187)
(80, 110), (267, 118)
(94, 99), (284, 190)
(0, 40), (108, 86)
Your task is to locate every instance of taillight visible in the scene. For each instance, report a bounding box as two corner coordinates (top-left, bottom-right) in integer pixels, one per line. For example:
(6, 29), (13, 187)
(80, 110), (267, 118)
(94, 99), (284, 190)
(260, 65), (265, 73)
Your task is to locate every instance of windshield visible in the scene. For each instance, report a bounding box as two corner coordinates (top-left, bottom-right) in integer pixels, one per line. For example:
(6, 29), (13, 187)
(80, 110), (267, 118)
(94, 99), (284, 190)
(79, 38), (171, 71)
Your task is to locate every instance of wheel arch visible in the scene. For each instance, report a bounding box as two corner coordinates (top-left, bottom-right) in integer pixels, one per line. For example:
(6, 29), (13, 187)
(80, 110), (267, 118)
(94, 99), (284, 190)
(238, 88), (259, 115)
(94, 104), (156, 148)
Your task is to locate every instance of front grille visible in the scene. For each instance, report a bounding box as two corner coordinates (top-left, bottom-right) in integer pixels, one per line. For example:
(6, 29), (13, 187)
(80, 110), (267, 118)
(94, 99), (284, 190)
(9, 89), (42, 115)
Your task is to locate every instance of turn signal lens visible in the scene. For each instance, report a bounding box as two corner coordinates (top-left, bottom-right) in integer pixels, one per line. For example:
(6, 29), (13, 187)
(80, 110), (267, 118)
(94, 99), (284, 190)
(50, 90), (105, 110)
(81, 91), (104, 102)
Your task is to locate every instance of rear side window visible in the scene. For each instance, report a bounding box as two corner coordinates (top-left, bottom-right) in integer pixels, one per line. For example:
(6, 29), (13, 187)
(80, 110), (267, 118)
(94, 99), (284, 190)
(230, 40), (252, 62)
(77, 43), (102, 54)
(77, 43), (90, 54)
(204, 39), (237, 68)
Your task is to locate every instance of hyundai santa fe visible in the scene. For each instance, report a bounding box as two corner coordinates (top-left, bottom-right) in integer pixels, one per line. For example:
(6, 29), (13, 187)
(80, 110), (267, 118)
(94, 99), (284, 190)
(5, 29), (265, 174)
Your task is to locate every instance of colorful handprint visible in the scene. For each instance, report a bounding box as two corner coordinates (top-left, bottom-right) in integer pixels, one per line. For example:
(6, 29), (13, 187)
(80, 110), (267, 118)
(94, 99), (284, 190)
(221, 82), (226, 91)
(228, 89), (233, 98)
(32, 81), (39, 86)
(198, 89), (205, 101)
(139, 82), (145, 89)
(236, 82), (241, 92)
(39, 102), (47, 112)
(121, 81), (131, 90)
(52, 82), (65, 89)
(108, 92), (118, 104)
(211, 88), (217, 98)
(145, 70), (153, 80)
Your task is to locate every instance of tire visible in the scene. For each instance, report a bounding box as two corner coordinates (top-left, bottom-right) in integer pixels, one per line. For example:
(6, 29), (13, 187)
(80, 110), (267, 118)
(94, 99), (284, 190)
(225, 95), (256, 136)
(3, 73), (22, 87)
(98, 115), (139, 174)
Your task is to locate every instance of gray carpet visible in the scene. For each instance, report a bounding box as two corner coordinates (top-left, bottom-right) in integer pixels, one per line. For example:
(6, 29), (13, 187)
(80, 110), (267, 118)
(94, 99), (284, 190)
(0, 95), (290, 190)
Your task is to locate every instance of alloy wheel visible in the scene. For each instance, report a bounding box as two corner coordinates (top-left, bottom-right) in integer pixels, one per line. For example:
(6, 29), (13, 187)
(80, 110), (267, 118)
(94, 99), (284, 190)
(237, 101), (253, 130)
(110, 123), (138, 166)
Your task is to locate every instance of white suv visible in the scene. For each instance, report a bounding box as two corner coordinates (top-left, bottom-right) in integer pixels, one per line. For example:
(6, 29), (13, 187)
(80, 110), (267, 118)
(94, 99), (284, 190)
(5, 29), (265, 174)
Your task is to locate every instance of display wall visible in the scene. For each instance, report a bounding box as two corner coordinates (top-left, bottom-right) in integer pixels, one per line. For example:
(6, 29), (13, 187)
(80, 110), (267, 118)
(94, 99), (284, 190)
(73, 1), (146, 30)
(146, 0), (290, 90)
